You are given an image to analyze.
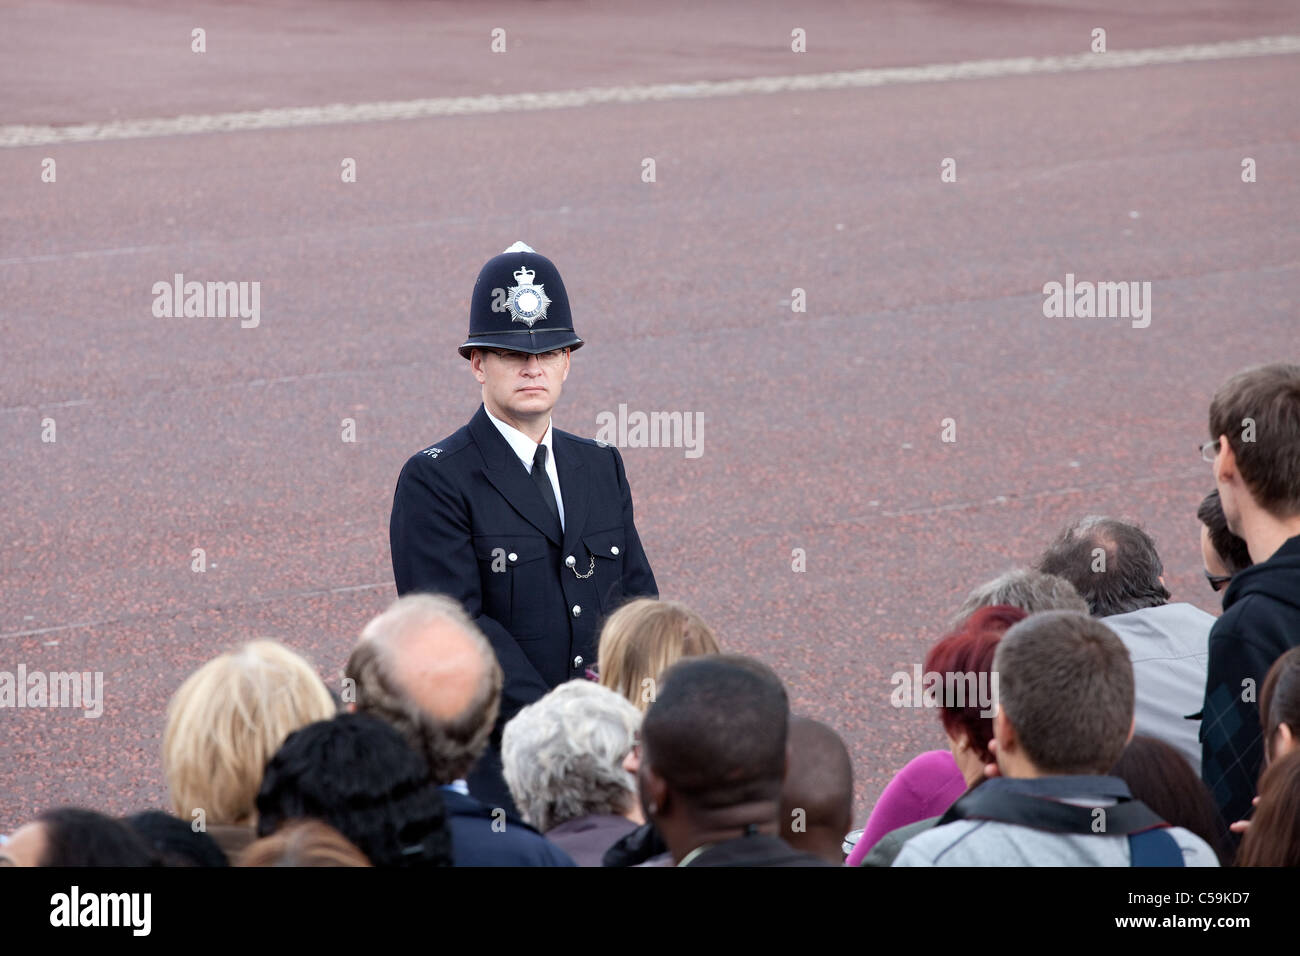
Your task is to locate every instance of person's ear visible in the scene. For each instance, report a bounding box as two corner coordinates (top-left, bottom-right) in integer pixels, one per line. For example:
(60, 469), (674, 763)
(560, 349), (570, 383)
(1278, 722), (1296, 758)
(645, 767), (668, 817)
(1215, 433), (1236, 484)
(994, 708), (1014, 755)
(470, 350), (488, 385)
(983, 737), (1001, 779)
(1126, 715), (1136, 745)
(346, 701), (356, 714)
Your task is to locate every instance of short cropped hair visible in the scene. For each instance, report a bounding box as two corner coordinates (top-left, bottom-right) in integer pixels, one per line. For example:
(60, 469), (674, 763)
(163, 640), (337, 825)
(993, 611), (1135, 775)
(346, 594), (502, 784)
(502, 680), (641, 832)
(1209, 363), (1300, 518)
(953, 569), (1088, 625)
(1036, 517), (1171, 617)
(781, 717), (854, 838)
(642, 655), (788, 808)
(598, 598), (720, 712)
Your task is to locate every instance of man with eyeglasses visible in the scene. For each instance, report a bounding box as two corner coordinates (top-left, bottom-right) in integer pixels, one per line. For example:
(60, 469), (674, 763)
(1197, 363), (1300, 838)
(389, 241), (658, 813)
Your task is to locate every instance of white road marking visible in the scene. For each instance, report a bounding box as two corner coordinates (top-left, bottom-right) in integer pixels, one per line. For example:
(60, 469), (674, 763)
(2, 35), (1298, 148)
(0, 581), (392, 641)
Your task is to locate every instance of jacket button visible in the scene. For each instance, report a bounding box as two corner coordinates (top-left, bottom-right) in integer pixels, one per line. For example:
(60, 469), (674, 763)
(565, 555), (576, 567)
(573, 655), (584, 668)
(610, 546), (620, 555)
(572, 604), (582, 617)
(508, 552), (518, 562)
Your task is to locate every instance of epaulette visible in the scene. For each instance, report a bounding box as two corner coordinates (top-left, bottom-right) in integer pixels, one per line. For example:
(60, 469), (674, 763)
(560, 430), (616, 451)
(414, 430), (470, 463)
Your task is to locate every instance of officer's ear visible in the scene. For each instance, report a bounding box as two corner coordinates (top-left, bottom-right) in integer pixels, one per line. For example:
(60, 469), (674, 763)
(469, 349), (489, 385)
(560, 348), (570, 383)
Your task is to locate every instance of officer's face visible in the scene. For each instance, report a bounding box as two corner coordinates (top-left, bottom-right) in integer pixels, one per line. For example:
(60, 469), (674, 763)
(471, 348), (570, 425)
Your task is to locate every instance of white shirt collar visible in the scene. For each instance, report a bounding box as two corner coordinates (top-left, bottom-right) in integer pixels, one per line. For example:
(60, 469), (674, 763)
(484, 404), (553, 471)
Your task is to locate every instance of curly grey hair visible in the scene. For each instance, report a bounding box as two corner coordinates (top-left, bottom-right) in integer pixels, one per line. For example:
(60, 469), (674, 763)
(501, 680), (641, 832)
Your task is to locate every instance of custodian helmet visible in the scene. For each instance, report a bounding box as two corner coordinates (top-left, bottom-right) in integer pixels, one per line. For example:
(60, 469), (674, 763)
(459, 241), (584, 359)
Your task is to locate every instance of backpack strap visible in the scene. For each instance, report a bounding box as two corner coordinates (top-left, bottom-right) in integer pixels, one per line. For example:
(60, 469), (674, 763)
(942, 786), (1166, 833)
(1128, 828), (1185, 867)
(939, 780), (1185, 867)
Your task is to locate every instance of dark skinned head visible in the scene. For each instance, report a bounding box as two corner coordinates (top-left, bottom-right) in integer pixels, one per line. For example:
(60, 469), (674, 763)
(637, 654), (789, 863)
(780, 716), (854, 864)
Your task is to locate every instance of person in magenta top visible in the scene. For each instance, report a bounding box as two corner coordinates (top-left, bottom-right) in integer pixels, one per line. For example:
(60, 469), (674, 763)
(848, 749), (966, 864)
(846, 605), (1028, 866)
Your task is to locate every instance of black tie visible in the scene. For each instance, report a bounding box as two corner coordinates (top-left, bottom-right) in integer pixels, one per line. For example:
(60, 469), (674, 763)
(531, 444), (561, 533)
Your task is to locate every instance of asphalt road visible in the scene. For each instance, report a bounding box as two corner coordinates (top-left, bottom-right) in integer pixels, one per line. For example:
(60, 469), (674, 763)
(2, 0), (1298, 833)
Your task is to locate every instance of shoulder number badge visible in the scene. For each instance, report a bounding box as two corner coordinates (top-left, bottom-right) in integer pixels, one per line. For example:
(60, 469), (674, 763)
(506, 266), (551, 327)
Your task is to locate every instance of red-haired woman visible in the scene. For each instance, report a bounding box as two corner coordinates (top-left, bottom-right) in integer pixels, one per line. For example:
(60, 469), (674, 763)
(847, 606), (1026, 866)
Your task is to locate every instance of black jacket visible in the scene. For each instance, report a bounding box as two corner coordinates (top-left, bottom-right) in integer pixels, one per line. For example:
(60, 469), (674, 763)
(442, 789), (576, 867)
(1200, 534), (1300, 830)
(602, 821), (671, 867)
(390, 404), (658, 724)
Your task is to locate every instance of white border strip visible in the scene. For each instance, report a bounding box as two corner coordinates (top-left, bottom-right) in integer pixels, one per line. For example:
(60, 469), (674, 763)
(2, 34), (1299, 148)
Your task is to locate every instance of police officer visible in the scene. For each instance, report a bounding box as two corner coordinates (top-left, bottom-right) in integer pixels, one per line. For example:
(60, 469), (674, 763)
(390, 241), (658, 811)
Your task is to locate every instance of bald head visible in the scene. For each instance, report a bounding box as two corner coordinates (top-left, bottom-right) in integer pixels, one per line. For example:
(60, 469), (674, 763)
(346, 594), (502, 784)
(378, 614), (486, 721)
(780, 717), (853, 863)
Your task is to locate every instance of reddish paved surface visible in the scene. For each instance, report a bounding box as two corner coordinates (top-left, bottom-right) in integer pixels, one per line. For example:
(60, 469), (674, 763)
(1, 0), (1299, 833)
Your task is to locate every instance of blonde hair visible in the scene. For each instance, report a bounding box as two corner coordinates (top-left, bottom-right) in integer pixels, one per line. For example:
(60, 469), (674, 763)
(597, 599), (720, 712)
(162, 640), (337, 825)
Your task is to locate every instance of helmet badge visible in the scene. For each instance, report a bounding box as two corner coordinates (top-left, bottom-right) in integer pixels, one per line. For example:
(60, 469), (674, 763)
(506, 266), (551, 328)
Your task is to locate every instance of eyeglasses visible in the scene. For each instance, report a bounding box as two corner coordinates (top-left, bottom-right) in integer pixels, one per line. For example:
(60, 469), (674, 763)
(488, 348), (567, 367)
(1205, 570), (1233, 593)
(1200, 438), (1221, 463)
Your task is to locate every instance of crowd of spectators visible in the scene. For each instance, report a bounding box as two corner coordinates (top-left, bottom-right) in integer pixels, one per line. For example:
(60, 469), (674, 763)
(3, 363), (1299, 868)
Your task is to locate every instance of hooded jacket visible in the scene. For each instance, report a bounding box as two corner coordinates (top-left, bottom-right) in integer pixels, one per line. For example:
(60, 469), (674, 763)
(1200, 534), (1300, 831)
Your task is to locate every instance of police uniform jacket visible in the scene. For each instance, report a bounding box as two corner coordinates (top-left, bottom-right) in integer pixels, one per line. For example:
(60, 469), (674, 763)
(390, 404), (658, 723)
